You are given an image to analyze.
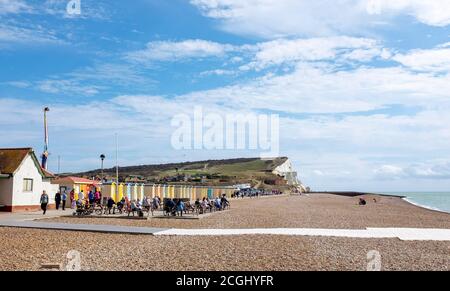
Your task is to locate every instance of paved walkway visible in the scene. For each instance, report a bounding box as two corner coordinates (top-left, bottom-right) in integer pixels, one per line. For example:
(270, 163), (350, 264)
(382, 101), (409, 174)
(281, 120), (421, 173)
(0, 221), (166, 234)
(0, 210), (167, 234)
(1, 210), (450, 241)
(154, 228), (450, 241)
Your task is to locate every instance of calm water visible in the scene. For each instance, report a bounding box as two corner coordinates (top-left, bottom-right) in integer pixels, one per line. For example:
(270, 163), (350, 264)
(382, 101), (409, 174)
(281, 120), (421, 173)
(381, 192), (450, 214)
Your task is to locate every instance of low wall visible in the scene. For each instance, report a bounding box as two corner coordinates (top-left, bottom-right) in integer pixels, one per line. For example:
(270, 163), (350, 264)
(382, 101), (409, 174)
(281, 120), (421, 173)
(0, 204), (56, 213)
(308, 192), (406, 198)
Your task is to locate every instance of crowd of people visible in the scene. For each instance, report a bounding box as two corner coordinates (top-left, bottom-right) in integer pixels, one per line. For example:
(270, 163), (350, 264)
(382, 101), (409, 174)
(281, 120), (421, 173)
(39, 189), (103, 215)
(106, 195), (156, 216)
(232, 188), (283, 198)
(38, 188), (237, 216)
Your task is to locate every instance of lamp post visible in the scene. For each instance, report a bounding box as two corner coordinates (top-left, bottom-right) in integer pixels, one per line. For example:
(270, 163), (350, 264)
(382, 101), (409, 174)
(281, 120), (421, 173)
(100, 154), (105, 183)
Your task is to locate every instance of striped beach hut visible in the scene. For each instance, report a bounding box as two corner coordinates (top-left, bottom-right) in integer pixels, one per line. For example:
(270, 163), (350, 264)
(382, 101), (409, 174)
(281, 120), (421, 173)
(207, 188), (213, 199)
(126, 183), (132, 200)
(139, 184), (145, 200)
(132, 184), (137, 200)
(118, 183), (124, 201)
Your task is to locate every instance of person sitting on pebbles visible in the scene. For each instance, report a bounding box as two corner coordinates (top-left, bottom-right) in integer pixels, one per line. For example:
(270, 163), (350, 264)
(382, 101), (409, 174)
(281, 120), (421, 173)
(359, 198), (367, 206)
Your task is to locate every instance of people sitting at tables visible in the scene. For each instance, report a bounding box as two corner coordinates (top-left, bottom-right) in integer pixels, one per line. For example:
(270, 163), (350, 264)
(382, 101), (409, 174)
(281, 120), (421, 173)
(130, 200), (136, 210)
(152, 197), (160, 209)
(143, 197), (150, 210)
(117, 197), (126, 212)
(76, 198), (84, 208)
(214, 197), (222, 210)
(221, 194), (229, 209)
(195, 198), (201, 210)
(165, 198), (176, 216)
(136, 199), (142, 209)
(176, 199), (185, 216)
(107, 197), (115, 214)
(201, 197), (210, 213)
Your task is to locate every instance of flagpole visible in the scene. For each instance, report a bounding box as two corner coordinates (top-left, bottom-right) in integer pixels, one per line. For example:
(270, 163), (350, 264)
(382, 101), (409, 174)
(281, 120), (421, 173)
(115, 133), (119, 184)
(41, 107), (50, 169)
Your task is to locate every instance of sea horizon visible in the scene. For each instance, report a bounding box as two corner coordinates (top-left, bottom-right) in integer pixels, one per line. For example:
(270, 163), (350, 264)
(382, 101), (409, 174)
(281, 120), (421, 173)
(380, 192), (450, 214)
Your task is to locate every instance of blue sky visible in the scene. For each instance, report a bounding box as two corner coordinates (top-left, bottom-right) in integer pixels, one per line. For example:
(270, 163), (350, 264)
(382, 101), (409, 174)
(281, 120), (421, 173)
(1, 0), (450, 191)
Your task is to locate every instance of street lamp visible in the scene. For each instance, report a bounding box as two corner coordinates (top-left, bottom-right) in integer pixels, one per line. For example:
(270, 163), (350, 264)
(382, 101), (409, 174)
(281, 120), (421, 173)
(100, 154), (105, 183)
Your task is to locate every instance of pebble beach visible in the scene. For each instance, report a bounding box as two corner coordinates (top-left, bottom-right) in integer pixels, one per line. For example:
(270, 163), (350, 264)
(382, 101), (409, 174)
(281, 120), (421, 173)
(45, 194), (450, 229)
(0, 194), (449, 271)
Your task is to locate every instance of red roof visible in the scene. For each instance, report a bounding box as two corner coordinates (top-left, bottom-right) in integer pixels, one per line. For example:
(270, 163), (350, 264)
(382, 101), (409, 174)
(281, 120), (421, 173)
(53, 176), (99, 185)
(41, 168), (55, 178)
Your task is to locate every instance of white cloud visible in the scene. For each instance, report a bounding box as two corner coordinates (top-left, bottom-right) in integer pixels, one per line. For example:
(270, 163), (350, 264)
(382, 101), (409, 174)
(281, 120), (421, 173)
(0, 0), (31, 14)
(313, 170), (325, 176)
(0, 23), (64, 45)
(190, 0), (450, 38)
(367, 0), (450, 27)
(250, 36), (382, 69)
(125, 36), (387, 70)
(374, 165), (406, 179)
(126, 39), (234, 62)
(7, 63), (155, 96)
(174, 64), (450, 114)
(393, 46), (450, 72)
(36, 79), (102, 96)
(67, 63), (156, 87)
(199, 69), (237, 76)
(3, 60), (450, 182)
(374, 162), (450, 180)
(3, 81), (31, 88)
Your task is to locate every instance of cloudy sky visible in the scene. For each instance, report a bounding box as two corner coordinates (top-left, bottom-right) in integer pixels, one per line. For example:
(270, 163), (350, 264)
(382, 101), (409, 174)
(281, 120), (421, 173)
(1, 0), (450, 191)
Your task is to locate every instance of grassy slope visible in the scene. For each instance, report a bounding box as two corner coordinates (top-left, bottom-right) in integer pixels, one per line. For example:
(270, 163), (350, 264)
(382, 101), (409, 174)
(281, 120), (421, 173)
(71, 157), (289, 188)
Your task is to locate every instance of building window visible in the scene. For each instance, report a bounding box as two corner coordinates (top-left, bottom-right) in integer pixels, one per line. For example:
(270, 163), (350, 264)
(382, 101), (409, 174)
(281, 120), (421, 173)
(23, 179), (33, 192)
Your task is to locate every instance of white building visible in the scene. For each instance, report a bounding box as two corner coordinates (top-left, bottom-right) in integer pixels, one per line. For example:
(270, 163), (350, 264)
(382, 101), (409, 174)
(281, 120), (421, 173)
(0, 148), (59, 212)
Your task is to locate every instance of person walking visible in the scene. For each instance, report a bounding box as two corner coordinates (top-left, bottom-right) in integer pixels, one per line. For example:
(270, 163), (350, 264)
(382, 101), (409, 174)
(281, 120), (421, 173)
(70, 189), (75, 209)
(61, 190), (67, 211)
(55, 191), (61, 210)
(40, 191), (49, 215)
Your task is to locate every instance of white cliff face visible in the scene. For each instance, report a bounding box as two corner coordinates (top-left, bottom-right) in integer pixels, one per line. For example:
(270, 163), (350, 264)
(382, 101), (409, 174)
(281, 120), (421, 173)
(272, 159), (308, 192)
(272, 159), (295, 176)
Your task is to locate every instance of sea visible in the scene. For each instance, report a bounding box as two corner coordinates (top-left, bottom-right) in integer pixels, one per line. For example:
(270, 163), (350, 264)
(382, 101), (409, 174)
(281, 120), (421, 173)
(381, 192), (450, 214)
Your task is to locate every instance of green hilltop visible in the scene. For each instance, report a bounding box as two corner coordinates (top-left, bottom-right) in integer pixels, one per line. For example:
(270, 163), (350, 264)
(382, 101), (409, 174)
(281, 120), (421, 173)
(72, 157), (292, 189)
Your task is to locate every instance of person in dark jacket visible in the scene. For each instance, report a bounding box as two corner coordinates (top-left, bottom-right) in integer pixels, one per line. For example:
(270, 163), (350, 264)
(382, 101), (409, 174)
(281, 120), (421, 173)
(165, 199), (176, 216)
(55, 192), (61, 210)
(107, 197), (116, 214)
